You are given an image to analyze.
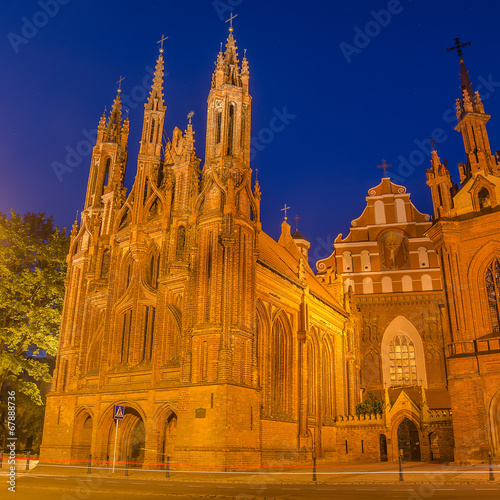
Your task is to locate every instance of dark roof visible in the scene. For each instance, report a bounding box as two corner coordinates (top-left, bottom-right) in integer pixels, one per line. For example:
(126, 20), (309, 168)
(292, 230), (308, 241)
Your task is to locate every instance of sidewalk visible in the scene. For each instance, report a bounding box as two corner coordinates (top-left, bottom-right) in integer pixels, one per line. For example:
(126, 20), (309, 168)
(4, 460), (498, 486)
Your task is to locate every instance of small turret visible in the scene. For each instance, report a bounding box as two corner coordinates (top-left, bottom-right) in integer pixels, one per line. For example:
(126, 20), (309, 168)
(426, 148), (455, 218)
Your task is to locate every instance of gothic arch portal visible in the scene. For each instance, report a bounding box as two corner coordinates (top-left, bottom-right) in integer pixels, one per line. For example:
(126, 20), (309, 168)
(153, 404), (179, 467)
(71, 408), (93, 462)
(381, 316), (427, 388)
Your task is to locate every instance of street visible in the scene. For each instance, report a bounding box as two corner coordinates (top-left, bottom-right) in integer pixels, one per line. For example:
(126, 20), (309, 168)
(8, 474), (500, 499)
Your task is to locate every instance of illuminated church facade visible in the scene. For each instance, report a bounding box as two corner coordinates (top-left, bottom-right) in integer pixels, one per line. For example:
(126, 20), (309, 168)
(40, 30), (499, 467)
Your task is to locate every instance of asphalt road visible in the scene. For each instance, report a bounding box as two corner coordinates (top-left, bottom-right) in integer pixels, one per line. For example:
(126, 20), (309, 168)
(7, 475), (500, 499)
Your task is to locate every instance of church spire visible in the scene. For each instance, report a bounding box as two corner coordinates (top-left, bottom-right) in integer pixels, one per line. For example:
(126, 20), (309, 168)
(140, 37), (167, 156)
(84, 85), (129, 211)
(447, 38), (499, 181)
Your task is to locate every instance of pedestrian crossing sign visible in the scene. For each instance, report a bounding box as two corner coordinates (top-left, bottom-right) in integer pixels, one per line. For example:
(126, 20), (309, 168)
(114, 405), (125, 420)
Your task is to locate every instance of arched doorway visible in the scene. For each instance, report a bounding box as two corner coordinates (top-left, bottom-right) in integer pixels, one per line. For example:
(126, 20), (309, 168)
(397, 417), (421, 461)
(106, 406), (146, 468)
(72, 411), (93, 463)
(429, 432), (440, 461)
(379, 434), (388, 461)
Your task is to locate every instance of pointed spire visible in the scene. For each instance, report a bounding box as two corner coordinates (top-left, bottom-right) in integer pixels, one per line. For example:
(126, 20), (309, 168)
(212, 19), (246, 88)
(459, 58), (475, 102)
(104, 90), (123, 142)
(145, 39), (166, 112)
(97, 108), (107, 143)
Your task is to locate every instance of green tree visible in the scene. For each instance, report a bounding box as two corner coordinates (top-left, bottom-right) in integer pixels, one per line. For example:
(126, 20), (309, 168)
(355, 391), (384, 415)
(0, 211), (68, 404)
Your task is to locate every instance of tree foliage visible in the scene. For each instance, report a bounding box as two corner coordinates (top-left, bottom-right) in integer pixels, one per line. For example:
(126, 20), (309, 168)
(355, 391), (384, 415)
(0, 211), (68, 404)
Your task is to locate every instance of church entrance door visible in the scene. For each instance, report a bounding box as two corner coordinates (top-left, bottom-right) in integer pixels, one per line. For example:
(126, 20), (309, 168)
(397, 418), (421, 461)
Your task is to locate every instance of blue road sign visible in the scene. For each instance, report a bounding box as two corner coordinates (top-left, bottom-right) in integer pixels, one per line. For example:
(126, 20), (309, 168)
(114, 405), (125, 420)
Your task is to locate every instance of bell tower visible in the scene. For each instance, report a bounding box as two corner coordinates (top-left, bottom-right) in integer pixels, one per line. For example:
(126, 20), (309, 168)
(175, 20), (262, 467)
(426, 39), (500, 462)
(447, 38), (500, 183)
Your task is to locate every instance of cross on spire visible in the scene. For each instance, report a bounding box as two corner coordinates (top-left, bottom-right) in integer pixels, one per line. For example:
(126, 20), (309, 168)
(225, 13), (238, 32)
(157, 34), (169, 53)
(187, 111), (194, 124)
(377, 159), (392, 177)
(294, 214), (300, 231)
(116, 75), (125, 93)
(446, 37), (471, 59)
(281, 204), (290, 221)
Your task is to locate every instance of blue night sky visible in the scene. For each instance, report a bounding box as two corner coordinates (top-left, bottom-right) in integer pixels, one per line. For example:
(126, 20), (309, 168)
(1, 0), (500, 266)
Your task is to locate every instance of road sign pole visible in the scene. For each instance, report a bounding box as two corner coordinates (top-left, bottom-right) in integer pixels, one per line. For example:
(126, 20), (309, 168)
(112, 418), (119, 473)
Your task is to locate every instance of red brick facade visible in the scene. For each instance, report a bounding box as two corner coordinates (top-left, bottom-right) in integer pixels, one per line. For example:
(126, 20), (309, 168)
(426, 55), (500, 462)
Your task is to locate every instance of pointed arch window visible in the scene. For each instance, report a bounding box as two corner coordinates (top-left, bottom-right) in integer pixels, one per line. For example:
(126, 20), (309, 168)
(485, 259), (500, 332)
(307, 339), (317, 416)
(142, 305), (156, 361)
(147, 250), (160, 289)
(388, 334), (417, 386)
(104, 158), (111, 187)
(271, 316), (291, 415)
(120, 310), (133, 364)
(150, 119), (156, 143)
(216, 110), (222, 144)
(227, 104), (235, 155)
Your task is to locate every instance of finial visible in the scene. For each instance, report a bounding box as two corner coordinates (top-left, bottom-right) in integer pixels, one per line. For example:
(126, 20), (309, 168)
(187, 111), (194, 124)
(377, 159), (392, 177)
(225, 13), (238, 33)
(116, 75), (125, 93)
(220, 42), (223, 52)
(430, 138), (436, 151)
(244, 48), (247, 58)
(281, 204), (290, 221)
(157, 34), (169, 53)
(255, 168), (258, 181)
(446, 37), (471, 59)
(294, 214), (300, 231)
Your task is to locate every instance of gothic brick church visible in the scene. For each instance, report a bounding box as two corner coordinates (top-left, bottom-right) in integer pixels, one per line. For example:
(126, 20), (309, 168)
(40, 29), (500, 467)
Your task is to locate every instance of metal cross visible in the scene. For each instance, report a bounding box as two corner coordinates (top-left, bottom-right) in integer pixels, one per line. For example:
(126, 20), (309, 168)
(295, 214), (300, 231)
(377, 159), (392, 177)
(187, 111), (194, 124)
(116, 75), (125, 92)
(430, 138), (436, 150)
(446, 37), (471, 58)
(157, 34), (169, 52)
(281, 204), (290, 221)
(225, 13), (238, 31)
